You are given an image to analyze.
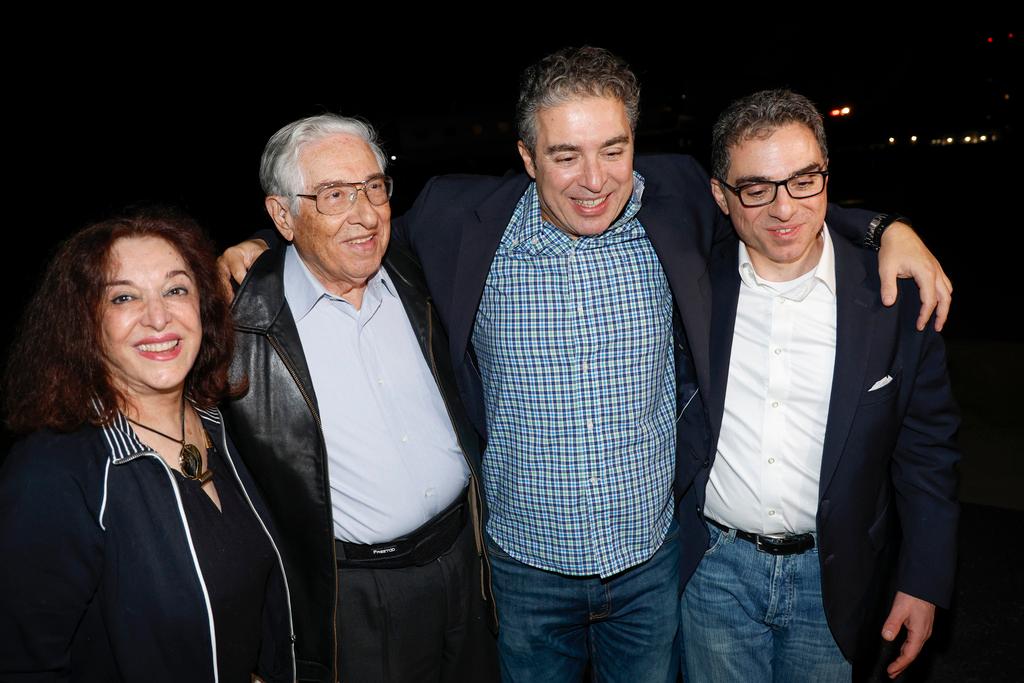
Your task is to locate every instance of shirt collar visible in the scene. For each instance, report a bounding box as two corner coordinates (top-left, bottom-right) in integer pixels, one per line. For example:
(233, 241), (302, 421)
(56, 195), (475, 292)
(505, 171), (647, 255)
(283, 244), (395, 321)
(95, 399), (224, 464)
(737, 224), (837, 301)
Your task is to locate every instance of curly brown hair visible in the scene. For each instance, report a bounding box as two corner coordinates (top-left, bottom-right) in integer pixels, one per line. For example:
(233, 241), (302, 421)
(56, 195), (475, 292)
(4, 206), (243, 433)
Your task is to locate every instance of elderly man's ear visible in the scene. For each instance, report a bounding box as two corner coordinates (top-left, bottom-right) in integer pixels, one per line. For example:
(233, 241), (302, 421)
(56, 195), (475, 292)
(264, 196), (295, 242)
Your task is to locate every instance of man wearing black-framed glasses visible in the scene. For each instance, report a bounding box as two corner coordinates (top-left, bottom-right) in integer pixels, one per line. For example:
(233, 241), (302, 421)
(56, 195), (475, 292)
(679, 89), (960, 682)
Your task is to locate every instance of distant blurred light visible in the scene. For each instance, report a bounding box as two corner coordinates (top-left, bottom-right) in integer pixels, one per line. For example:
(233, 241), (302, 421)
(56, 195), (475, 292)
(987, 36), (994, 43)
(888, 137), (895, 144)
(829, 108), (841, 117)
(964, 136), (972, 143)
(947, 137), (954, 143)
(840, 106), (851, 115)
(980, 135), (988, 141)
(390, 155), (398, 161)
(910, 135), (918, 142)
(1009, 33), (1015, 39)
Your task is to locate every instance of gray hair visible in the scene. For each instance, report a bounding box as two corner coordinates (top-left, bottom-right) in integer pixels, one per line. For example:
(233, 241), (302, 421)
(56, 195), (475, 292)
(711, 89), (828, 180)
(259, 114), (387, 211)
(516, 46), (640, 155)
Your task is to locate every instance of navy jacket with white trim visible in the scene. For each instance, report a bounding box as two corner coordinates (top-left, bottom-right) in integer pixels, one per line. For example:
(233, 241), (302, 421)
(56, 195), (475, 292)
(0, 408), (296, 682)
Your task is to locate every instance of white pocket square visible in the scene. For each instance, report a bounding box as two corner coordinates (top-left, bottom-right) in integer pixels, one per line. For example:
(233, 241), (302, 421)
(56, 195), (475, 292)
(869, 375), (893, 391)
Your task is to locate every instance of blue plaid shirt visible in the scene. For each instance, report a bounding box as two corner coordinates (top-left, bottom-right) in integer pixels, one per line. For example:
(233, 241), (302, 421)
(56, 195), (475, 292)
(473, 173), (677, 577)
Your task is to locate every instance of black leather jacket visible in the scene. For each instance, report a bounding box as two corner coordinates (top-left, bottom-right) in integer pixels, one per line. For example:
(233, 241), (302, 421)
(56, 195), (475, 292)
(223, 242), (494, 683)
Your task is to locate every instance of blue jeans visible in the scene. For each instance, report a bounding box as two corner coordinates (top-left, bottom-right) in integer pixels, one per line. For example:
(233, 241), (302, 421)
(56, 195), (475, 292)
(486, 521), (679, 683)
(679, 522), (851, 683)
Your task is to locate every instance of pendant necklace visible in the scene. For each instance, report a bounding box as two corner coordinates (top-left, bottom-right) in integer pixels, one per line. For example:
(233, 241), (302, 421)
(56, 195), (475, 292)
(127, 398), (213, 484)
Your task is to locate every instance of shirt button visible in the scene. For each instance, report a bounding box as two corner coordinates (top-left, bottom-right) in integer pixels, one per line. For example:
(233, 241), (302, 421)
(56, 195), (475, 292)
(774, 348), (782, 355)
(581, 361), (589, 372)
(768, 457), (775, 464)
(590, 476), (599, 485)
(777, 297), (786, 304)
(532, 237), (540, 246)
(424, 487), (435, 498)
(586, 419), (594, 430)
(401, 435), (409, 443)
(771, 401), (780, 408)
(577, 304), (584, 315)
(377, 378), (384, 385)
(768, 510), (776, 516)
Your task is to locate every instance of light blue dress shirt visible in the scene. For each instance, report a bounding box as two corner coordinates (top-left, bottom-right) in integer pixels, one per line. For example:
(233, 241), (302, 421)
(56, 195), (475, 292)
(284, 245), (469, 544)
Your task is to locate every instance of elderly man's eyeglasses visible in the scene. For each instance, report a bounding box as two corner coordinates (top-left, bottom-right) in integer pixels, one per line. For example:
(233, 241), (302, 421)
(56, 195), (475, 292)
(296, 175), (394, 215)
(716, 171), (829, 208)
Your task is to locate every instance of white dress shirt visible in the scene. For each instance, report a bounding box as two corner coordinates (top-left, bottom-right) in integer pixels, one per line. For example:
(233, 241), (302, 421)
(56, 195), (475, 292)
(704, 227), (838, 535)
(284, 246), (469, 544)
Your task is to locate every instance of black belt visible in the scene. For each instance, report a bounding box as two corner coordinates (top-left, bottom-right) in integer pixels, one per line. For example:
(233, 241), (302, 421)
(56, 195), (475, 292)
(706, 518), (815, 556)
(336, 489), (467, 569)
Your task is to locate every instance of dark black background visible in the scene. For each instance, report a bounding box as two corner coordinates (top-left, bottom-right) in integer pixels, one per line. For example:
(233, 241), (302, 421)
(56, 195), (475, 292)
(2, 24), (1017, 422)
(7, 26), (1016, 352)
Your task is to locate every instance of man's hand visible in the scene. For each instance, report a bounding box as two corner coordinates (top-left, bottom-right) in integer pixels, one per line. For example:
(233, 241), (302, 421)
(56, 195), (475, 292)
(217, 239), (269, 300)
(877, 222), (953, 332)
(881, 591), (936, 679)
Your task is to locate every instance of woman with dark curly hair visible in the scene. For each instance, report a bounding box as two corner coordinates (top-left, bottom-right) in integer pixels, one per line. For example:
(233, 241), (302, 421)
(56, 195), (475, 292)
(0, 207), (295, 682)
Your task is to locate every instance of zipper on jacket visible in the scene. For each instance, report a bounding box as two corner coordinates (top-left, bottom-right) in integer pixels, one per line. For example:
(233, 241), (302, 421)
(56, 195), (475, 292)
(121, 451), (220, 683)
(214, 416), (298, 683)
(264, 332), (338, 681)
(425, 302), (497, 627)
(266, 335), (323, 430)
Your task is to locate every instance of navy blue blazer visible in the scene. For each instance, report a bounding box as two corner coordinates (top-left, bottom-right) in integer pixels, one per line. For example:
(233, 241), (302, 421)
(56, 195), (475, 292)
(677, 229), (960, 659)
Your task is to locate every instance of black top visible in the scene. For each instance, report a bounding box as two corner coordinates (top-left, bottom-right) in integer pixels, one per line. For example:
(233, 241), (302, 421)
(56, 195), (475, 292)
(177, 439), (275, 683)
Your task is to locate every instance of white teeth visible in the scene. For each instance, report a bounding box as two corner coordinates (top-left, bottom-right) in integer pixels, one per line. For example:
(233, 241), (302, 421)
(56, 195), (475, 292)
(776, 228), (794, 234)
(138, 340), (179, 352)
(350, 236), (373, 244)
(574, 197), (605, 208)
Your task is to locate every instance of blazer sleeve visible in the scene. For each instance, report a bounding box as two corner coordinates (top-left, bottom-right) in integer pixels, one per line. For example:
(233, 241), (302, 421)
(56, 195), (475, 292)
(391, 175), (440, 257)
(890, 285), (961, 608)
(0, 438), (105, 679)
(825, 205), (880, 247)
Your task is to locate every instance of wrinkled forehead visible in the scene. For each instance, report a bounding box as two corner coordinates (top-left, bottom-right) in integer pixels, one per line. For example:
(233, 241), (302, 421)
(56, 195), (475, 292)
(298, 134), (382, 186)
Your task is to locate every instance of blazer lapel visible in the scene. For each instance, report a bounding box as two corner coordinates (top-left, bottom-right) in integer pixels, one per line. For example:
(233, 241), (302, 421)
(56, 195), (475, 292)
(707, 240), (742, 443)
(448, 175), (531, 363)
(819, 236), (877, 499)
(641, 186), (714, 395)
